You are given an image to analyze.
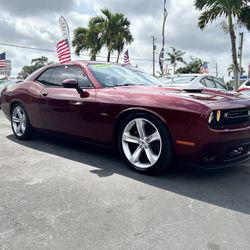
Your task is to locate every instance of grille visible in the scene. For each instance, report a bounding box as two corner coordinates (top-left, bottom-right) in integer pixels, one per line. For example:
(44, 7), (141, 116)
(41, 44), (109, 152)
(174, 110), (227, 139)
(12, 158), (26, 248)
(209, 108), (250, 129)
(222, 108), (250, 126)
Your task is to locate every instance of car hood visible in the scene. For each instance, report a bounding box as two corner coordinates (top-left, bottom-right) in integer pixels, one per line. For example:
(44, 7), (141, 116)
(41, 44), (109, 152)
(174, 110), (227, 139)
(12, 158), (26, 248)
(112, 85), (249, 108)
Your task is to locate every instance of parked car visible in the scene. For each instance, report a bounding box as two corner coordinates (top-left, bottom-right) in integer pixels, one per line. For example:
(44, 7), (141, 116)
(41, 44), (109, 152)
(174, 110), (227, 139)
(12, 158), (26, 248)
(237, 87), (250, 96)
(159, 74), (232, 90)
(237, 78), (250, 96)
(0, 79), (22, 108)
(1, 61), (250, 174)
(238, 78), (250, 90)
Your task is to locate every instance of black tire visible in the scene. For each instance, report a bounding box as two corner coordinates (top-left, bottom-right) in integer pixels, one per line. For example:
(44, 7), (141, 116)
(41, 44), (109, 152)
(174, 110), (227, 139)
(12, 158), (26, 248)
(11, 103), (35, 140)
(118, 113), (173, 174)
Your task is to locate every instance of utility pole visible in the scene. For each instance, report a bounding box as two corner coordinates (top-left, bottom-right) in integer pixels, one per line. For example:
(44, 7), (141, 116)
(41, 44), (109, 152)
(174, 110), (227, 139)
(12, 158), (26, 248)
(159, 0), (168, 75)
(238, 32), (244, 85)
(152, 36), (156, 76)
(215, 62), (218, 77)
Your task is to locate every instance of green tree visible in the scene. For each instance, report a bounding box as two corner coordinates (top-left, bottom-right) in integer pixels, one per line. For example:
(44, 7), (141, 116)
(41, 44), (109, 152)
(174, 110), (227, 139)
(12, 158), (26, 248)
(194, 0), (250, 89)
(18, 56), (53, 79)
(72, 19), (103, 61)
(72, 8), (133, 62)
(176, 57), (203, 74)
(165, 47), (186, 74)
(228, 64), (245, 76)
(111, 12), (134, 62)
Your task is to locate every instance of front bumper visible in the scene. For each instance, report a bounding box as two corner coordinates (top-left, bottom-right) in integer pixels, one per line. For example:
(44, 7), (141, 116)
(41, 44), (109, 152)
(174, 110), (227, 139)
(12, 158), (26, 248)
(175, 126), (250, 169)
(183, 152), (249, 170)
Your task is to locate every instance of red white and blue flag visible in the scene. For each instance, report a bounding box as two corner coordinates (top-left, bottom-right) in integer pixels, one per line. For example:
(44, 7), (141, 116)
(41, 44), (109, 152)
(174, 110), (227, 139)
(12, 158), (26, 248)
(0, 52), (6, 68)
(124, 50), (130, 65)
(56, 39), (71, 64)
(200, 62), (209, 73)
(57, 16), (71, 64)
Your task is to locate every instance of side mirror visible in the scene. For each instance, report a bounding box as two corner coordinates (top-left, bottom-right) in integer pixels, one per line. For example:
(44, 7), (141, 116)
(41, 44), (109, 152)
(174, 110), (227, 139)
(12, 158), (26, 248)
(62, 79), (90, 98)
(62, 79), (78, 88)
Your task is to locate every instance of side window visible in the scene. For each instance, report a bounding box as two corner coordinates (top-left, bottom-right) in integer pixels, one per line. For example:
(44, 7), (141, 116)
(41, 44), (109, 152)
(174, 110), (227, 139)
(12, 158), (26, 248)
(203, 77), (215, 88)
(36, 68), (54, 85)
(246, 80), (250, 86)
(68, 66), (93, 88)
(50, 68), (66, 86)
(36, 66), (93, 88)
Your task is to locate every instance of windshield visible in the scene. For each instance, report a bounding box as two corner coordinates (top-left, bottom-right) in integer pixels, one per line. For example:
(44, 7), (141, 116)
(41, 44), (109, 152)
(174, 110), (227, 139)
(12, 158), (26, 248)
(88, 64), (160, 87)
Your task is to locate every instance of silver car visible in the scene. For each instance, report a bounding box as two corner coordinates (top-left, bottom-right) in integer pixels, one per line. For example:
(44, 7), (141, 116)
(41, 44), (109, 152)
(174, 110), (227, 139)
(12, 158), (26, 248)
(159, 74), (230, 90)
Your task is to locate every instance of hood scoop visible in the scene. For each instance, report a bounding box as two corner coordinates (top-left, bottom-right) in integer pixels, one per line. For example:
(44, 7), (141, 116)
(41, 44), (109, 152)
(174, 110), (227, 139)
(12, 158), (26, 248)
(183, 88), (203, 93)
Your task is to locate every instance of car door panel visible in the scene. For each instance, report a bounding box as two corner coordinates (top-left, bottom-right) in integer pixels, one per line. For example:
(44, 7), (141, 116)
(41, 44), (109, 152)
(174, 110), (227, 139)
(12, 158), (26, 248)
(39, 88), (100, 139)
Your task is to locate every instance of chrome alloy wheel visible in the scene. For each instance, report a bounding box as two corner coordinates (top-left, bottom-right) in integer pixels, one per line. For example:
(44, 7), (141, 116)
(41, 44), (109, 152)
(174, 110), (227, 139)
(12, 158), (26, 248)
(122, 118), (162, 169)
(12, 106), (27, 137)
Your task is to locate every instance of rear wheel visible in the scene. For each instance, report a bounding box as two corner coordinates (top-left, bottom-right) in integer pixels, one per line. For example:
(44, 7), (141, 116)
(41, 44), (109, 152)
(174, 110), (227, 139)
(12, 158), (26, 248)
(118, 113), (173, 174)
(11, 103), (34, 140)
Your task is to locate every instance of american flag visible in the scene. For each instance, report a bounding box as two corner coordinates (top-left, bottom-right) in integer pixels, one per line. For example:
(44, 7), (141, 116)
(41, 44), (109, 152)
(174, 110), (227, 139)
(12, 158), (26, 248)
(0, 52), (6, 68)
(200, 62), (209, 73)
(56, 39), (71, 64)
(124, 50), (130, 65)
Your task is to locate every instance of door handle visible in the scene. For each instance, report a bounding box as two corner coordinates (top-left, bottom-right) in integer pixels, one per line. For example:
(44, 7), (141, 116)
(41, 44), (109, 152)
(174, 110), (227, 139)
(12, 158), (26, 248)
(70, 101), (84, 106)
(41, 92), (48, 97)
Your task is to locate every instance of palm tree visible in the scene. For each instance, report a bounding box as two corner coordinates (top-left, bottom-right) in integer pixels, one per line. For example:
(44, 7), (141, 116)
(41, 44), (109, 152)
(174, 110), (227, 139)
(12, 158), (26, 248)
(72, 19), (103, 61)
(165, 47), (186, 74)
(92, 8), (133, 62)
(111, 13), (133, 63)
(194, 0), (250, 89)
(228, 64), (245, 76)
(72, 9), (133, 62)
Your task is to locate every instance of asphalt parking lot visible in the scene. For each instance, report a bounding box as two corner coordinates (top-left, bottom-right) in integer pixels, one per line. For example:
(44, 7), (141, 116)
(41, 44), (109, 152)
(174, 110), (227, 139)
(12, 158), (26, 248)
(0, 110), (250, 250)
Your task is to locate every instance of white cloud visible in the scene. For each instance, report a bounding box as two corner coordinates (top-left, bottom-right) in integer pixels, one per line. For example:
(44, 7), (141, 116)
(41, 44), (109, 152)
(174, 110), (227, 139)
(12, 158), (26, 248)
(0, 0), (249, 80)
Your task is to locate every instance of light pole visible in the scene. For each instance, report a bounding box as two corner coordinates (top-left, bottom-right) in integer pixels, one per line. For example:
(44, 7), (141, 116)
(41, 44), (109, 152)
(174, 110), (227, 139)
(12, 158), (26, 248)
(159, 0), (168, 74)
(152, 36), (156, 76)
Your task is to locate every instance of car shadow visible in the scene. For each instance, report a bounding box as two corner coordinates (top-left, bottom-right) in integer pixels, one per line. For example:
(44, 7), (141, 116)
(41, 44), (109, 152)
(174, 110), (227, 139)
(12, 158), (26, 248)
(7, 133), (250, 215)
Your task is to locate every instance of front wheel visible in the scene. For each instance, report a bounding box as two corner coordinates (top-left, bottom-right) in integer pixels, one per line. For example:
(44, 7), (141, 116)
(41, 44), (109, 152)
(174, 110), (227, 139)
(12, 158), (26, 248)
(118, 113), (173, 174)
(11, 103), (35, 140)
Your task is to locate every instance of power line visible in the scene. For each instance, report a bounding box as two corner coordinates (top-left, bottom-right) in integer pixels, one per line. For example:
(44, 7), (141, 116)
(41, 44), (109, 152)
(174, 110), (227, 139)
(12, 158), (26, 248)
(0, 42), (153, 62)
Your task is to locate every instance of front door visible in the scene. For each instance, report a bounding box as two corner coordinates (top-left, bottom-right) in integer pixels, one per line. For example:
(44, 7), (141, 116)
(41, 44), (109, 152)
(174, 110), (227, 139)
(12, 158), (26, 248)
(36, 65), (99, 140)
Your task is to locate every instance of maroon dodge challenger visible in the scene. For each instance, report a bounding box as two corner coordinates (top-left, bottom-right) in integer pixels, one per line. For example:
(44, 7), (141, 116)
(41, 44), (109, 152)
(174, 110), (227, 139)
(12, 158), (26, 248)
(1, 61), (250, 174)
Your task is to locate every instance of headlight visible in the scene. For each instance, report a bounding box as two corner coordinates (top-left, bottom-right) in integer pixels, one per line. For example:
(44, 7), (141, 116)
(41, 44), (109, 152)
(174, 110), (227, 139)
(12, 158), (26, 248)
(216, 110), (221, 122)
(208, 110), (222, 125)
(208, 112), (214, 124)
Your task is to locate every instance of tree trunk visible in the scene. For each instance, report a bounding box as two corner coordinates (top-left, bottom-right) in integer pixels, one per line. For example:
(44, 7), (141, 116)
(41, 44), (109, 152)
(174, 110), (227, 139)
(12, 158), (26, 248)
(228, 14), (239, 90)
(107, 51), (111, 62)
(116, 51), (120, 63)
(173, 61), (176, 74)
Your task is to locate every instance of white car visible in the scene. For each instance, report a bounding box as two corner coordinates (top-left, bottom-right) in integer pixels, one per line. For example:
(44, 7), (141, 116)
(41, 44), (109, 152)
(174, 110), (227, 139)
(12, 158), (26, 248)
(237, 78), (250, 91)
(237, 88), (250, 96)
(159, 74), (231, 90)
